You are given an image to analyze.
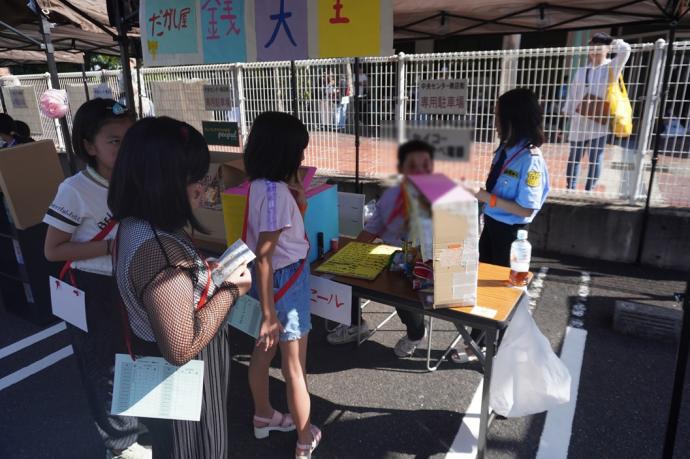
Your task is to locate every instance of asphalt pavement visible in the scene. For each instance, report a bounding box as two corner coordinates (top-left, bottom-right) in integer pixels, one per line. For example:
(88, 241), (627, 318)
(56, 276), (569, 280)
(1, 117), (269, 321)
(0, 250), (687, 459)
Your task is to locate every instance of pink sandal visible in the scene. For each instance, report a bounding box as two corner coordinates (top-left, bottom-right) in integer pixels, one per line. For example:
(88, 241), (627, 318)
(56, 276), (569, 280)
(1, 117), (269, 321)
(253, 410), (295, 439)
(295, 424), (322, 459)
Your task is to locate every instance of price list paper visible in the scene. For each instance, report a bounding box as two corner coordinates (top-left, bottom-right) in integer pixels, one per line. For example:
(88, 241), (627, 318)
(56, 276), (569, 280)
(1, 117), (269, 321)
(111, 354), (204, 421)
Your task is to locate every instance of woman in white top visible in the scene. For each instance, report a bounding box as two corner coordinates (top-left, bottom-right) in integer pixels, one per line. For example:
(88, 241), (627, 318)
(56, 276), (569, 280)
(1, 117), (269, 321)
(562, 33), (631, 191)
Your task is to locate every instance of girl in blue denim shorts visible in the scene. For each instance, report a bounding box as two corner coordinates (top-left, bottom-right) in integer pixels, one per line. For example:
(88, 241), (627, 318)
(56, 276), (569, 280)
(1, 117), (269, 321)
(243, 112), (321, 459)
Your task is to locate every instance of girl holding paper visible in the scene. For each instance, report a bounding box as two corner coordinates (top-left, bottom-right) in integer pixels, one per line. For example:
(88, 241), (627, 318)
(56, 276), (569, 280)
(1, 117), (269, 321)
(108, 117), (251, 458)
(243, 112), (321, 459)
(42, 99), (148, 458)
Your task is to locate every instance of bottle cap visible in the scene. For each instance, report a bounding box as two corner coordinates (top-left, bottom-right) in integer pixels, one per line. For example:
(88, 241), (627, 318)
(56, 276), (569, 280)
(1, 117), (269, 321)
(517, 229), (528, 240)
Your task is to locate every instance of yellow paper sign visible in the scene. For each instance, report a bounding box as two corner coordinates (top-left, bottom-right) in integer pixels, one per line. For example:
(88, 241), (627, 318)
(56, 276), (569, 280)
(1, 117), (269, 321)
(315, 241), (399, 280)
(318, 0), (385, 58)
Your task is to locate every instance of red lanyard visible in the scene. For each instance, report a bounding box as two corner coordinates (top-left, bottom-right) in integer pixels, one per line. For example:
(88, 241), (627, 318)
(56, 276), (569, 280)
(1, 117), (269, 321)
(59, 218), (118, 287)
(496, 144), (530, 178)
(385, 187), (406, 227)
(242, 181), (307, 303)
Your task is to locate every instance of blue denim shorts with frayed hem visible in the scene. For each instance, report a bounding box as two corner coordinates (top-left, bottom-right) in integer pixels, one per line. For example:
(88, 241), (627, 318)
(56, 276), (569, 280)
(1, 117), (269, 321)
(249, 260), (311, 342)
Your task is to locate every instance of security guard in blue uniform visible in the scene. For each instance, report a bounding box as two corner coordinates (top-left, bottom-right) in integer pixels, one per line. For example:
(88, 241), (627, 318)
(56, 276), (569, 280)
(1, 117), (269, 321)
(451, 88), (550, 364)
(473, 88), (550, 267)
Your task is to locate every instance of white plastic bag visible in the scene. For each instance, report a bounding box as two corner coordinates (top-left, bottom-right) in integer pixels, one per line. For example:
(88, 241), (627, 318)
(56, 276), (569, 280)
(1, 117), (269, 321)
(489, 300), (571, 417)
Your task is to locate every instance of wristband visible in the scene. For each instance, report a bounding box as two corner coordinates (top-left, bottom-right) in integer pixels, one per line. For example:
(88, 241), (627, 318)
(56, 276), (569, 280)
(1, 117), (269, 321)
(489, 194), (497, 208)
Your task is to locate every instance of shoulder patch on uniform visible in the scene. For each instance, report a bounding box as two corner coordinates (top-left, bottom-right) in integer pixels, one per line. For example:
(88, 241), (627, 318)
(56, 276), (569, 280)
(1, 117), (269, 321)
(503, 168), (519, 178)
(526, 170), (541, 187)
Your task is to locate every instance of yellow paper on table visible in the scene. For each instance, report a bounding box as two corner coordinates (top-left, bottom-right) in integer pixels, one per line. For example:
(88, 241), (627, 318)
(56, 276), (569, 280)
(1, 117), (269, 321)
(316, 242), (399, 280)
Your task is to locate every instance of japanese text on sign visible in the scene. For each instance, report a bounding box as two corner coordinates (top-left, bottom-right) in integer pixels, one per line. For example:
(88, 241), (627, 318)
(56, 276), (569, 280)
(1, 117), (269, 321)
(309, 275), (352, 325)
(203, 84), (233, 110)
(417, 79), (468, 115)
(140, 0), (392, 66)
(406, 125), (473, 162)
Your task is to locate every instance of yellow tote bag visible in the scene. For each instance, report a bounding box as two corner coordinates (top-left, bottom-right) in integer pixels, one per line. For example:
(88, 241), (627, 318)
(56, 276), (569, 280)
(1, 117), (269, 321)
(608, 68), (633, 138)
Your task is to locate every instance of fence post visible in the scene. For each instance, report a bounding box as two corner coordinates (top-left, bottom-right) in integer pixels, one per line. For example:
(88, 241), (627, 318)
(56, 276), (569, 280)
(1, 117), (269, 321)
(396, 53), (407, 143)
(45, 72), (66, 153)
(629, 39), (666, 204)
(235, 64), (248, 143)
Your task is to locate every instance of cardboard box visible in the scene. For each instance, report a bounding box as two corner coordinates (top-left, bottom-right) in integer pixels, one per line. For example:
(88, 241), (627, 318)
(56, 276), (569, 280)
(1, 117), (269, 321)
(221, 167), (338, 263)
(0, 140), (64, 230)
(405, 174), (478, 309)
(191, 152), (243, 245)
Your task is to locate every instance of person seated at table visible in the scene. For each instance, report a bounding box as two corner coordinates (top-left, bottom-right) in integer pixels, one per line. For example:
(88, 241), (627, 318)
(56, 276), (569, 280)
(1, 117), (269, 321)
(450, 87), (550, 364)
(326, 139), (435, 357)
(0, 113), (31, 148)
(13, 120), (35, 142)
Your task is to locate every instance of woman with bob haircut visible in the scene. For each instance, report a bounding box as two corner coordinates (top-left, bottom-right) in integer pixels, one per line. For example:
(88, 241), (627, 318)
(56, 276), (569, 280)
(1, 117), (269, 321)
(108, 116), (251, 458)
(451, 88), (550, 364)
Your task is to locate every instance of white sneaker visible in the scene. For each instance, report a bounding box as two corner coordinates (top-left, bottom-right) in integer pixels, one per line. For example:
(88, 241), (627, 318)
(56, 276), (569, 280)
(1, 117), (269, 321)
(393, 329), (426, 358)
(107, 442), (152, 459)
(326, 321), (370, 345)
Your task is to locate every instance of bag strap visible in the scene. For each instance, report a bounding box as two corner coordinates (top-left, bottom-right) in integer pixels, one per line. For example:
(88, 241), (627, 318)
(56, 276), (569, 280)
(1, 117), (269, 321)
(59, 218), (118, 285)
(113, 227), (136, 361)
(241, 181), (308, 303)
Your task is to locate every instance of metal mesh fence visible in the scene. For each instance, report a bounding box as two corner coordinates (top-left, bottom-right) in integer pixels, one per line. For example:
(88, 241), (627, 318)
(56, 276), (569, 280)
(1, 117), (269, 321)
(3, 39), (689, 207)
(2, 73), (60, 146)
(647, 40), (690, 208)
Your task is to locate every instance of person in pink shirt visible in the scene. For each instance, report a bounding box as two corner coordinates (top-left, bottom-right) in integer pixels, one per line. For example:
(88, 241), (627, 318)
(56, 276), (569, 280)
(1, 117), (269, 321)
(244, 112), (321, 459)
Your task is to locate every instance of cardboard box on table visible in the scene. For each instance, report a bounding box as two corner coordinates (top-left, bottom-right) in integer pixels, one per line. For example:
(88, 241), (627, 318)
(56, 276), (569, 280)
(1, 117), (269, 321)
(405, 174), (479, 309)
(220, 162), (338, 263)
(0, 140), (65, 323)
(191, 151), (243, 247)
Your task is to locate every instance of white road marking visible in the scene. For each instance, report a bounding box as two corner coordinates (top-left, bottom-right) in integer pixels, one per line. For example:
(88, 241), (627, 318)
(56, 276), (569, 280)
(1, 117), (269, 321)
(445, 379), (484, 458)
(536, 326), (587, 459)
(0, 345), (73, 392)
(0, 322), (66, 360)
(446, 267), (550, 458)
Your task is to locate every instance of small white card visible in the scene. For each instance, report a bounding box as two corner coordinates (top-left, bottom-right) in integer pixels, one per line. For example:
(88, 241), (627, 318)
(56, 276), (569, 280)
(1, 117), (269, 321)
(470, 305), (497, 319)
(211, 239), (256, 286)
(309, 275), (352, 326)
(227, 295), (262, 338)
(111, 354), (204, 421)
(49, 276), (87, 332)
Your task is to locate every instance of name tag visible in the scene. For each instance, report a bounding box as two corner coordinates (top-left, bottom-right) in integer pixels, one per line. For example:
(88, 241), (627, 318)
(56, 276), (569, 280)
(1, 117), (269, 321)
(49, 276), (87, 332)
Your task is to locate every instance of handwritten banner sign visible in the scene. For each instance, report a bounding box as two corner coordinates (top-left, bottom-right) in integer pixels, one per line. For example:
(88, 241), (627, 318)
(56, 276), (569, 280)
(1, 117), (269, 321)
(141, 0), (393, 67)
(310, 275), (352, 325)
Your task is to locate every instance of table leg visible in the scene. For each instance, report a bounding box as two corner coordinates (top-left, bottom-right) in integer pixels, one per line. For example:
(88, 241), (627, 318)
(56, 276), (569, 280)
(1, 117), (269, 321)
(477, 327), (497, 459)
(354, 295), (362, 347)
(425, 317), (465, 372)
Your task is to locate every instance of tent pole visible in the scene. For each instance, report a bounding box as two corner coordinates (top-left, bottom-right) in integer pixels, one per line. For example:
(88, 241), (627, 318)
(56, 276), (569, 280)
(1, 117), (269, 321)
(290, 60), (298, 118)
(636, 22), (676, 264)
(0, 86), (7, 113)
(114, 0), (135, 113)
(663, 274), (690, 457)
(81, 54), (90, 102)
(38, 13), (77, 174)
(354, 57), (361, 193)
(136, 58), (143, 119)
